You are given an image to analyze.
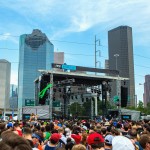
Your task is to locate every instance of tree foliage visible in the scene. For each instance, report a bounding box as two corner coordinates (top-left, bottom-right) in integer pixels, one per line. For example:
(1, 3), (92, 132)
(69, 99), (115, 117)
(126, 101), (150, 115)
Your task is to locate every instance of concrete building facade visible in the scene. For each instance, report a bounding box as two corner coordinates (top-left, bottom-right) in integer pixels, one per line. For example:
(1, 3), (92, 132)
(0, 59), (11, 110)
(54, 52), (64, 72)
(108, 26), (135, 106)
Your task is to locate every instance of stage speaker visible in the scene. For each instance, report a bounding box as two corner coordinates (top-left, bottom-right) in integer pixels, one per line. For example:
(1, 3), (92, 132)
(121, 86), (128, 107)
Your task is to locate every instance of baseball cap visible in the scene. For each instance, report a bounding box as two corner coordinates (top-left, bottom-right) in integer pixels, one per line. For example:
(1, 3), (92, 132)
(32, 133), (43, 142)
(105, 135), (114, 145)
(50, 133), (61, 143)
(7, 122), (13, 128)
(105, 122), (110, 126)
(87, 132), (104, 145)
(81, 120), (86, 123)
(112, 136), (135, 150)
(71, 134), (82, 144)
(82, 125), (87, 130)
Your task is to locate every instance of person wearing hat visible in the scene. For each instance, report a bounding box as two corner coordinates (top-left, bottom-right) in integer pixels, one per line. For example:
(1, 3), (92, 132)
(104, 122), (110, 126)
(87, 132), (104, 150)
(43, 133), (61, 150)
(32, 132), (43, 150)
(6, 122), (13, 131)
(112, 136), (135, 150)
(71, 126), (82, 144)
(104, 134), (114, 150)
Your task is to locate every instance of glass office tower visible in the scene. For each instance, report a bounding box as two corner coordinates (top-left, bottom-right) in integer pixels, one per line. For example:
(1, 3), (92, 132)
(18, 29), (54, 111)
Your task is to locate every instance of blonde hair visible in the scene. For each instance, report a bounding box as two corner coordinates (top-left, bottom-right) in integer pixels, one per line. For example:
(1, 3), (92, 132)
(72, 144), (86, 150)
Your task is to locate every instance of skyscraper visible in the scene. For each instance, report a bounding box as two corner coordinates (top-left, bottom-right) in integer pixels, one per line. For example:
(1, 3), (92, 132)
(108, 26), (135, 107)
(143, 75), (150, 107)
(0, 59), (11, 110)
(10, 84), (18, 109)
(18, 29), (54, 111)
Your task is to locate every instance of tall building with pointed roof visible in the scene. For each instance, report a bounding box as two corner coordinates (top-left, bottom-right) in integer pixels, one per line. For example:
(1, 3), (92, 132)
(18, 29), (54, 112)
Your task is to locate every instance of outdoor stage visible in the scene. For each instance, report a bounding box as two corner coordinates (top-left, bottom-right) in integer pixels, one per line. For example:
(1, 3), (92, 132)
(34, 64), (128, 119)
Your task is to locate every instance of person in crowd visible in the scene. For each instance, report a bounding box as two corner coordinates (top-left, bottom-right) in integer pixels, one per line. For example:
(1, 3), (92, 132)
(139, 134), (150, 150)
(112, 135), (135, 150)
(89, 125), (96, 134)
(104, 134), (114, 150)
(6, 122), (14, 131)
(43, 133), (61, 150)
(111, 128), (120, 136)
(22, 127), (39, 150)
(1, 130), (32, 150)
(72, 144), (86, 150)
(58, 127), (67, 147)
(87, 132), (104, 150)
(101, 128), (107, 138)
(0, 140), (12, 150)
(71, 126), (82, 144)
(65, 137), (75, 150)
(32, 131), (43, 150)
(65, 127), (71, 139)
(128, 129), (139, 143)
(44, 125), (51, 141)
(81, 131), (88, 146)
(13, 122), (23, 136)
(30, 113), (38, 122)
(0, 122), (6, 140)
(121, 123), (130, 136)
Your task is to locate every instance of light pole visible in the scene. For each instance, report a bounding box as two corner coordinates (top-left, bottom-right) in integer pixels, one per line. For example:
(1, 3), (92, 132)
(114, 54), (119, 70)
(139, 83), (145, 107)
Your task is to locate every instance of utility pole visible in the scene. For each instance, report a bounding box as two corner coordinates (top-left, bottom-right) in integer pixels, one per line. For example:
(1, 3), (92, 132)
(95, 35), (101, 69)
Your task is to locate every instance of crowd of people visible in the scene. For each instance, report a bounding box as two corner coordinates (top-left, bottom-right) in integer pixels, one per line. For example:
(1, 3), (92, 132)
(0, 114), (150, 150)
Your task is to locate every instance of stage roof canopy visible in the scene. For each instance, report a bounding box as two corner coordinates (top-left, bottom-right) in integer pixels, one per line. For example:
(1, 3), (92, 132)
(36, 70), (128, 86)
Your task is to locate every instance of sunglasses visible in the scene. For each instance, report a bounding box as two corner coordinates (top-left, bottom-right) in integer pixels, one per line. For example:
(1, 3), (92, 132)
(32, 136), (37, 139)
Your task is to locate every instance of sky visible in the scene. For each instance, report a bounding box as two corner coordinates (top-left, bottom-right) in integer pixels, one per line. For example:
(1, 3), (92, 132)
(0, 0), (150, 102)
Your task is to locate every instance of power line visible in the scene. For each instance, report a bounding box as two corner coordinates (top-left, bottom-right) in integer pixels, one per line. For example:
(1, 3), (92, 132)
(134, 54), (150, 60)
(135, 64), (150, 69)
(1, 33), (150, 59)
(1, 49), (150, 69)
(51, 40), (94, 46)
(1, 46), (150, 60)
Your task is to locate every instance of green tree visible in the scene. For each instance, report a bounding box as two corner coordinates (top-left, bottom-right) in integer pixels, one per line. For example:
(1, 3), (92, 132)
(138, 100), (144, 108)
(70, 102), (84, 116)
(144, 102), (150, 115)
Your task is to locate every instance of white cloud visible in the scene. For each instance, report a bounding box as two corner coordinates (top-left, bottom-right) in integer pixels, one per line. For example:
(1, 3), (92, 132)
(0, 33), (11, 40)
(1, 0), (150, 42)
(0, 33), (19, 44)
